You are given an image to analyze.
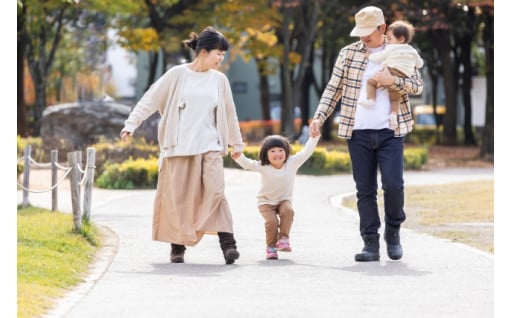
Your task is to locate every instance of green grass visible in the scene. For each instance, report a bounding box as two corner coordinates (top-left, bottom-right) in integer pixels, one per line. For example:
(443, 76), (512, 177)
(342, 180), (494, 253)
(17, 206), (103, 318)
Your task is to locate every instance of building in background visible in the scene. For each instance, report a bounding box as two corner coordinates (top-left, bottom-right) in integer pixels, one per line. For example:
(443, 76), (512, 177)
(104, 29), (137, 105)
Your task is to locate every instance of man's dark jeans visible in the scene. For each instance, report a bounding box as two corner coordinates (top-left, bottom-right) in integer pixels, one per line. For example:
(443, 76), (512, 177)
(347, 129), (406, 236)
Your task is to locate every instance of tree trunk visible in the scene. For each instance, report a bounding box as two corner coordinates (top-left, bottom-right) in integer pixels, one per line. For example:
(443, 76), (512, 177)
(278, 6), (295, 139)
(259, 73), (271, 120)
(280, 63), (295, 138)
(27, 41), (48, 137)
(32, 79), (46, 137)
(17, 4), (28, 136)
(23, 6), (66, 136)
(145, 51), (159, 92)
(300, 56), (312, 129)
(461, 36), (476, 145)
(319, 36), (336, 141)
(480, 9), (493, 160)
(429, 72), (442, 145)
(291, 2), (318, 139)
(434, 31), (458, 145)
(256, 58), (272, 136)
(18, 41), (28, 137)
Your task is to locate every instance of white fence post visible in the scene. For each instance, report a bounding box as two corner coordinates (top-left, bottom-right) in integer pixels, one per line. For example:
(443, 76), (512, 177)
(22, 145), (31, 208)
(67, 151), (82, 231)
(51, 149), (58, 212)
(19, 146), (97, 230)
(82, 147), (96, 222)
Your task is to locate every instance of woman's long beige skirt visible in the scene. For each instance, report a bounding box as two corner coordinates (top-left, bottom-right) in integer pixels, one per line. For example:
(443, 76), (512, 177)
(152, 151), (234, 246)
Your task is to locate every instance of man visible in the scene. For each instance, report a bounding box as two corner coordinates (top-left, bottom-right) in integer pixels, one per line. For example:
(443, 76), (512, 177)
(310, 6), (423, 262)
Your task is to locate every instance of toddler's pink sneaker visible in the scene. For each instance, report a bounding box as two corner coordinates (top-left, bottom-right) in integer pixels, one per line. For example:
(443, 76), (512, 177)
(277, 237), (292, 252)
(266, 246), (278, 259)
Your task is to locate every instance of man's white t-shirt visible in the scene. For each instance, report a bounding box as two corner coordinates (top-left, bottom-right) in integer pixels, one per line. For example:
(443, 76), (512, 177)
(353, 44), (392, 130)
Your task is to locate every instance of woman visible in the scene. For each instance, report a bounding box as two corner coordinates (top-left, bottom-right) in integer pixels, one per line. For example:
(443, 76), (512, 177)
(120, 26), (244, 265)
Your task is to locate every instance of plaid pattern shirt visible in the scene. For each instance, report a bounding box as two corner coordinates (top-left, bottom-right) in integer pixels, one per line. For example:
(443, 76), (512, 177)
(313, 40), (423, 139)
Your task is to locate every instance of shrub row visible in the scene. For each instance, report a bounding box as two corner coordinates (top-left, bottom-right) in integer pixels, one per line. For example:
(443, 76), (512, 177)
(94, 143), (427, 189)
(95, 157), (159, 189)
(17, 136), (428, 189)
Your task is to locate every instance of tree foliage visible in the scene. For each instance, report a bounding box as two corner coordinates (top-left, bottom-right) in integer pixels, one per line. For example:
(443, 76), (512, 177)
(18, 0), (494, 160)
(393, 0), (493, 154)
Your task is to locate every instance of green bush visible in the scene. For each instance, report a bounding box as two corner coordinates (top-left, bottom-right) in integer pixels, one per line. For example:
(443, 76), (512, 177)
(224, 143), (425, 177)
(404, 146), (429, 170)
(323, 150), (352, 173)
(95, 146), (426, 189)
(298, 147), (328, 174)
(17, 162), (24, 177)
(17, 135), (46, 162)
(91, 137), (159, 176)
(17, 135), (46, 179)
(16, 135), (158, 177)
(405, 127), (442, 145)
(17, 136), (428, 189)
(405, 126), (482, 146)
(224, 142), (349, 175)
(95, 157), (159, 189)
(223, 145), (259, 168)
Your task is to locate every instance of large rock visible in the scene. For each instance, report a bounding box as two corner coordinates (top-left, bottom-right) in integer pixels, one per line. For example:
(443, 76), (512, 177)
(40, 101), (159, 159)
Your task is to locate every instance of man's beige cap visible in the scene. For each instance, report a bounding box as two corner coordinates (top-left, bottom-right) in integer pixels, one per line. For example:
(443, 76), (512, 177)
(350, 6), (385, 37)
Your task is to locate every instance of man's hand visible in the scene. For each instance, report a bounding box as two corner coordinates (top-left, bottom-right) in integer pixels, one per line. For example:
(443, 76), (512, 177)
(309, 119), (321, 138)
(373, 66), (394, 87)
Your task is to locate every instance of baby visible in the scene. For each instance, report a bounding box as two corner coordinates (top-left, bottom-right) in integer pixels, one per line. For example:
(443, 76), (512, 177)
(359, 20), (424, 129)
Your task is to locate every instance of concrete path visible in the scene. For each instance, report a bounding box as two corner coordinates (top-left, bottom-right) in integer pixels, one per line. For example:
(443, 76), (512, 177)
(19, 168), (494, 318)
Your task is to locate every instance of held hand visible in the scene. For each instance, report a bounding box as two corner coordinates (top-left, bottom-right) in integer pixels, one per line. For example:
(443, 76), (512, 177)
(231, 151), (241, 160)
(309, 119), (321, 137)
(120, 131), (132, 142)
(373, 66), (394, 87)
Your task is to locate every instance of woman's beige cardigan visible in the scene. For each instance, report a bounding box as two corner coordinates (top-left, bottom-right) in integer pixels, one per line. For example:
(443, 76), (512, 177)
(122, 63), (244, 162)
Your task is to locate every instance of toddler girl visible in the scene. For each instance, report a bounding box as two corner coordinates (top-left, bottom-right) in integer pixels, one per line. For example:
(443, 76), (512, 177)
(231, 134), (319, 259)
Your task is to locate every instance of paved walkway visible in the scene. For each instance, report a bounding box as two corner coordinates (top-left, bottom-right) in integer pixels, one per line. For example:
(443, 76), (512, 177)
(19, 168), (494, 318)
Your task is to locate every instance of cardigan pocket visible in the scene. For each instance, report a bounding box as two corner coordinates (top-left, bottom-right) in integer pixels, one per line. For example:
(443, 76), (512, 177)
(175, 102), (185, 144)
(178, 102), (186, 116)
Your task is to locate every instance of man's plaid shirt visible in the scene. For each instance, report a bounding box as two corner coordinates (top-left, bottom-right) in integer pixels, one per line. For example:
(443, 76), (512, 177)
(313, 40), (423, 139)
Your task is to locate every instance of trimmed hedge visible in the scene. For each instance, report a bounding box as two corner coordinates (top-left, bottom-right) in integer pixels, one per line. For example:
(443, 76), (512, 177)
(95, 143), (427, 189)
(17, 136), (427, 189)
(90, 137), (159, 176)
(95, 157), (159, 189)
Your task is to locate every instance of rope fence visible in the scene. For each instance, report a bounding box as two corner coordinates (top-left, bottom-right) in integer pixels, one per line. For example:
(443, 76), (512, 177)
(17, 145), (96, 231)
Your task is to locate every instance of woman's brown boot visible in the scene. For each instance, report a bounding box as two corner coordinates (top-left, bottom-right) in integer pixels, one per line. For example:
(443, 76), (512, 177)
(170, 243), (186, 263)
(218, 232), (240, 264)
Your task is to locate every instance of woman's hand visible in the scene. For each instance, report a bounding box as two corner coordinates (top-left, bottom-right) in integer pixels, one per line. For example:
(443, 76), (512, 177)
(120, 131), (132, 142)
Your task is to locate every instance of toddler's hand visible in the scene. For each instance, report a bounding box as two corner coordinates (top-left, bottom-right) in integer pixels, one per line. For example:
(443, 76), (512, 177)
(231, 152), (241, 160)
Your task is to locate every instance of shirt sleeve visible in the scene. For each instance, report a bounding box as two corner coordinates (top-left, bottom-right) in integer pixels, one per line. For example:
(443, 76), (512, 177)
(122, 70), (173, 134)
(289, 135), (320, 168)
(235, 153), (262, 172)
(221, 74), (245, 153)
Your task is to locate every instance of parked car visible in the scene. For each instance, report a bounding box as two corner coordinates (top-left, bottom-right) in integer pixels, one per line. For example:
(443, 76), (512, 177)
(270, 104), (301, 120)
(413, 104), (445, 128)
